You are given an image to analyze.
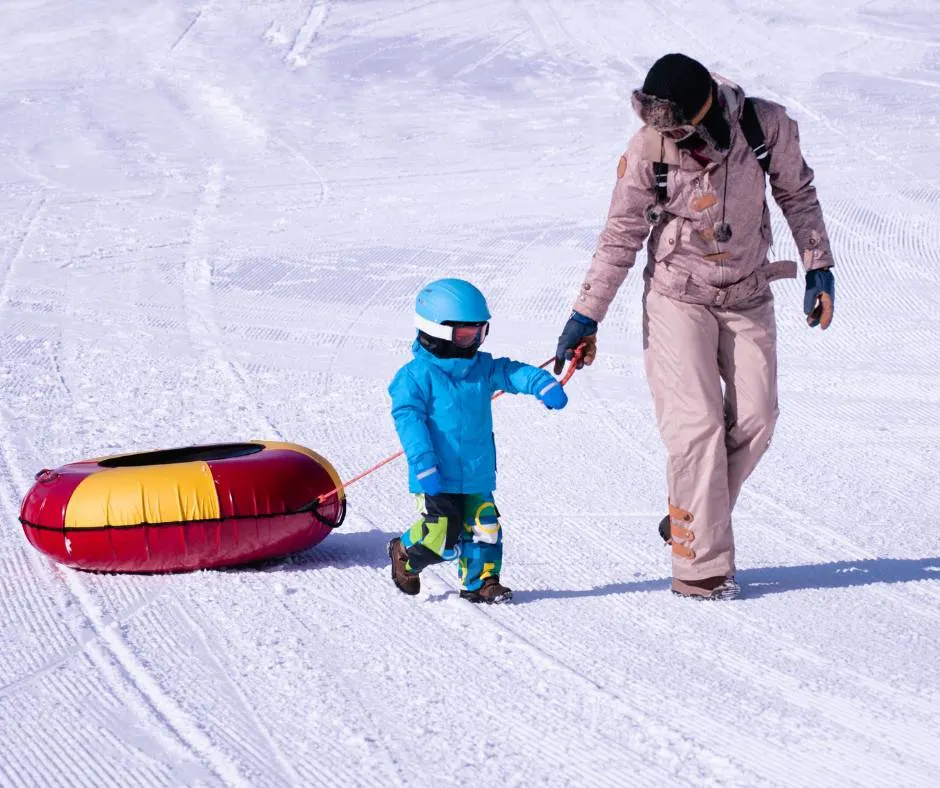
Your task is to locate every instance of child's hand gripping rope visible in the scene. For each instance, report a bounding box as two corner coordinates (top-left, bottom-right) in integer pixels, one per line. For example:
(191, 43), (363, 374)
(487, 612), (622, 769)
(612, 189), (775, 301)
(536, 343), (585, 410)
(538, 381), (568, 410)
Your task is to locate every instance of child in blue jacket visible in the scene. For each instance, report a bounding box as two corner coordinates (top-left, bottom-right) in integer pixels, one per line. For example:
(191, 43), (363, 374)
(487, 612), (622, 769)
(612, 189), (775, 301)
(387, 278), (568, 603)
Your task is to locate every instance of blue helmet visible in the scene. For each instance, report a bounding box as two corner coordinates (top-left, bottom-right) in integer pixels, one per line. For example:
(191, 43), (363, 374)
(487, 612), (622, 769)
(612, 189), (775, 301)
(415, 278), (490, 324)
(414, 279), (491, 356)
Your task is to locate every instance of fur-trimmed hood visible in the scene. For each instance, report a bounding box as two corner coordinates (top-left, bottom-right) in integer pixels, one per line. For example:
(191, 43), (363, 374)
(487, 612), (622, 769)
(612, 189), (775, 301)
(632, 74), (746, 132)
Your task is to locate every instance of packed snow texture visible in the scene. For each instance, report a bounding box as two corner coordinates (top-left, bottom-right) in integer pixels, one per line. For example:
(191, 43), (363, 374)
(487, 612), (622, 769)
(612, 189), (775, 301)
(1, 1), (939, 786)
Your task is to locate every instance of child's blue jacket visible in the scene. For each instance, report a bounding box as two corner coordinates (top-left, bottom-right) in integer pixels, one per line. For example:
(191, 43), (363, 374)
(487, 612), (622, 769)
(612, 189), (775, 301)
(389, 341), (556, 493)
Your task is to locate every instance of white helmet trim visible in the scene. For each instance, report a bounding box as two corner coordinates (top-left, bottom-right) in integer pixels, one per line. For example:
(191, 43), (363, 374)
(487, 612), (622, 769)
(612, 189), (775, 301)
(414, 312), (453, 340)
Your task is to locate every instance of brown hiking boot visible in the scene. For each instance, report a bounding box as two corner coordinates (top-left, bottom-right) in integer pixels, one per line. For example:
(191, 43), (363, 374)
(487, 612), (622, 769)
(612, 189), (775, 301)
(388, 538), (420, 596)
(672, 576), (741, 601)
(460, 576), (513, 604)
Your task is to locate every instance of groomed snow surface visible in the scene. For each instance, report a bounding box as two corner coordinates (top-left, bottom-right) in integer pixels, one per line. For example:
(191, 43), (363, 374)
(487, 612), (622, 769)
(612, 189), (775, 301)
(2, 1), (939, 786)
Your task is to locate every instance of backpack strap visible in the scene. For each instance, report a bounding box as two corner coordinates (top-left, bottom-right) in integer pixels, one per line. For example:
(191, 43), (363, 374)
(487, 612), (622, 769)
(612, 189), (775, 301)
(741, 98), (770, 173)
(653, 161), (669, 204)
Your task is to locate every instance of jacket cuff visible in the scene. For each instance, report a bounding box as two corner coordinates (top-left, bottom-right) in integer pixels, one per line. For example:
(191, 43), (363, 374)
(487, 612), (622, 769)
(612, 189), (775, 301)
(572, 292), (607, 323)
(802, 248), (834, 271)
(413, 452), (438, 474)
(801, 230), (834, 271)
(570, 311), (598, 328)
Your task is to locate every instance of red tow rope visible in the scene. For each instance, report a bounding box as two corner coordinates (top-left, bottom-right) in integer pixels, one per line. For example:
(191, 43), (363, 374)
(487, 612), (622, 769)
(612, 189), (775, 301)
(316, 345), (586, 505)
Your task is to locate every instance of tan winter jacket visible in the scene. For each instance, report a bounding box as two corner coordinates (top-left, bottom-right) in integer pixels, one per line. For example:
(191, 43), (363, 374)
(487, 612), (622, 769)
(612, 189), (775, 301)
(576, 78), (834, 321)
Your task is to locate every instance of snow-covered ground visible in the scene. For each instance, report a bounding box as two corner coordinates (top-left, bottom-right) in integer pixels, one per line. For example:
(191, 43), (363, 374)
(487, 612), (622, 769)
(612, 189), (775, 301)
(1, 1), (939, 785)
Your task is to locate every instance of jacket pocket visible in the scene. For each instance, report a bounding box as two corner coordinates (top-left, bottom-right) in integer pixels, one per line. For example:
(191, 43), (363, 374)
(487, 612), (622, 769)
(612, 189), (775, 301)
(652, 216), (684, 262)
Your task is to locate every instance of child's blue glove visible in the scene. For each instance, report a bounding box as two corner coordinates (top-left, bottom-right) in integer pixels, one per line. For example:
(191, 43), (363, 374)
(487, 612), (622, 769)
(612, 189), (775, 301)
(415, 464), (443, 496)
(537, 381), (568, 411)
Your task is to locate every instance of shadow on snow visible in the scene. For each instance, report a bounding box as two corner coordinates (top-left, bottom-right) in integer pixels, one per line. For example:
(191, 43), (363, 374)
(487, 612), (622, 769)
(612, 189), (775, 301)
(511, 557), (940, 603)
(232, 535), (939, 604)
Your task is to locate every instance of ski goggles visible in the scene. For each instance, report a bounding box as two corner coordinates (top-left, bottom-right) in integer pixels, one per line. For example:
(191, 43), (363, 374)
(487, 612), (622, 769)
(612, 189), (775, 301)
(451, 322), (488, 348)
(414, 313), (489, 348)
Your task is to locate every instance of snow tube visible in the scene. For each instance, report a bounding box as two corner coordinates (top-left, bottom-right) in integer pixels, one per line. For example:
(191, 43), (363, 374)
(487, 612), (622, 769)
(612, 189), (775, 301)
(19, 441), (346, 573)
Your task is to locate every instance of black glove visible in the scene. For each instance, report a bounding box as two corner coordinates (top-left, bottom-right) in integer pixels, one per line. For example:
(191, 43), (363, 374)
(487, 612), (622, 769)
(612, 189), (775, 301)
(554, 311), (598, 375)
(804, 268), (835, 329)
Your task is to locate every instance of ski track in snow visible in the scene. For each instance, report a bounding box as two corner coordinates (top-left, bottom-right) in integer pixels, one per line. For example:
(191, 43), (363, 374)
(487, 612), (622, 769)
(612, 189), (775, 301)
(0, 194), (48, 309)
(285, 0), (330, 69)
(61, 571), (253, 788)
(1, 0), (939, 786)
(169, 10), (203, 55)
(182, 162), (284, 441)
(170, 597), (303, 785)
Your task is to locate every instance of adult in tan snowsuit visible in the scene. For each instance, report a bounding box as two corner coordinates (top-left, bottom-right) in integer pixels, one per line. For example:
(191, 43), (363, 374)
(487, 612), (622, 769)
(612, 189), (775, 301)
(554, 54), (835, 600)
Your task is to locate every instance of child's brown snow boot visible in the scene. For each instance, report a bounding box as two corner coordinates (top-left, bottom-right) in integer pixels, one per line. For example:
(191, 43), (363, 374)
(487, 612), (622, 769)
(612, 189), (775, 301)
(388, 538), (420, 596)
(460, 576), (512, 604)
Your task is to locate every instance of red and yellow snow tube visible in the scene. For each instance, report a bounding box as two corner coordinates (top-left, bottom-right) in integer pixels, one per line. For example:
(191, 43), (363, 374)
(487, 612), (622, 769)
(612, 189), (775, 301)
(19, 441), (346, 573)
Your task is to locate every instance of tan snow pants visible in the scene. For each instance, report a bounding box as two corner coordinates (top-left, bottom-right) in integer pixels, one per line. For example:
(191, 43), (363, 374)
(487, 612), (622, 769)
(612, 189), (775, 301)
(643, 285), (778, 581)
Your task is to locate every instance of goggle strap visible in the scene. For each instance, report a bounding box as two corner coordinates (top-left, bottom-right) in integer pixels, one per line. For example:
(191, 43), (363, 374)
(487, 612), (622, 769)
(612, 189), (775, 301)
(414, 313), (454, 341)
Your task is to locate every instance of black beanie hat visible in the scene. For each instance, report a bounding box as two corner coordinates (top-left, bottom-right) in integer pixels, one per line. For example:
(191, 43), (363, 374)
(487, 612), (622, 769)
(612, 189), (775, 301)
(642, 53), (712, 120)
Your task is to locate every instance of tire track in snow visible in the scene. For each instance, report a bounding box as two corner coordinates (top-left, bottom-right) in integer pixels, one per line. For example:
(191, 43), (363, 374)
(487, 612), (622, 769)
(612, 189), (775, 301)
(262, 536), (433, 782)
(169, 10), (203, 54)
(413, 37), (485, 80)
(809, 22), (940, 47)
(668, 516), (940, 777)
(514, 0), (573, 75)
(170, 598), (303, 787)
(0, 193), (47, 310)
(529, 0), (644, 77)
(270, 135), (328, 207)
(709, 612), (940, 781)
(285, 0), (329, 69)
(312, 245), (425, 401)
(778, 88), (940, 195)
(0, 459), (77, 694)
(176, 80), (328, 432)
(60, 571), (253, 788)
(274, 597), (404, 787)
(731, 494), (940, 752)
(183, 163), (284, 440)
(0, 571), (172, 704)
(0, 396), (87, 682)
(452, 31), (526, 78)
(307, 1), (470, 59)
(1, 669), (173, 788)
(689, 605), (939, 782)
